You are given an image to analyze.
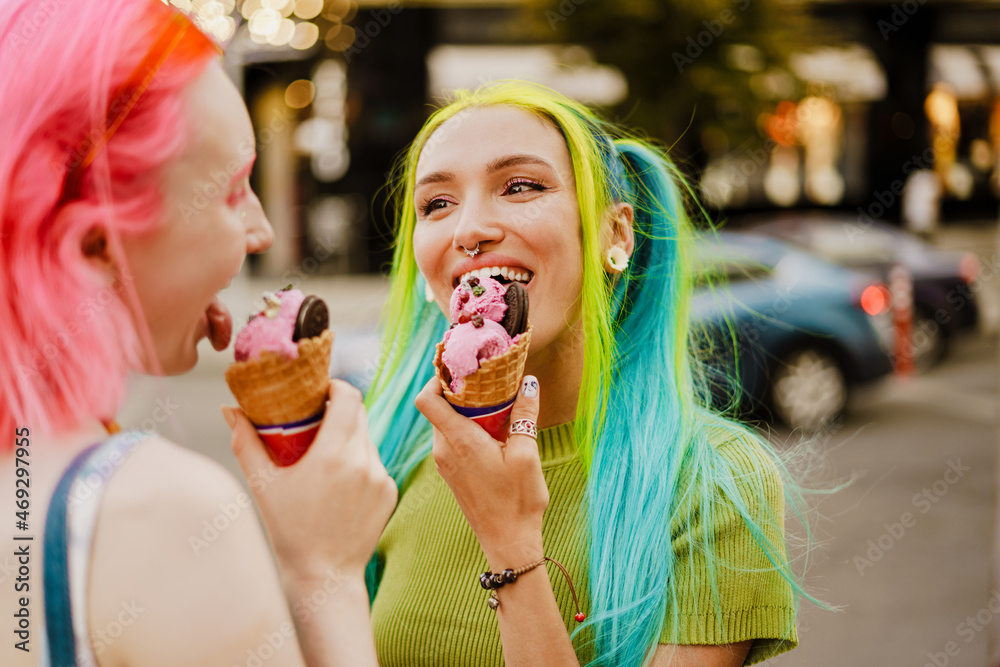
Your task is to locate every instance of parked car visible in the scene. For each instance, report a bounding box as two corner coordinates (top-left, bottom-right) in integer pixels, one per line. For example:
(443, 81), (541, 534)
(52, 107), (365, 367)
(691, 232), (895, 432)
(742, 212), (980, 369)
(334, 232), (897, 433)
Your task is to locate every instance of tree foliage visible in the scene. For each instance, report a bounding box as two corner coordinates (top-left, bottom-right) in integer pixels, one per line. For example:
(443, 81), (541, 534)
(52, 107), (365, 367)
(519, 0), (818, 165)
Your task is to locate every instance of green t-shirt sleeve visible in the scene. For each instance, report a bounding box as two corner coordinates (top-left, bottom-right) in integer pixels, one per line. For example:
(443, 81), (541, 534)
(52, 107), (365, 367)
(658, 435), (798, 665)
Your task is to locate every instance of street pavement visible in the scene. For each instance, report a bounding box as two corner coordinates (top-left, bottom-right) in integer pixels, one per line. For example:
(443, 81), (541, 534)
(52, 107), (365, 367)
(117, 219), (999, 664)
(770, 329), (996, 667)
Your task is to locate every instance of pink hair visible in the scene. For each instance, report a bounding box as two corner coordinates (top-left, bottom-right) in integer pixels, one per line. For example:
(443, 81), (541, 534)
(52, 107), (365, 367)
(0, 0), (218, 443)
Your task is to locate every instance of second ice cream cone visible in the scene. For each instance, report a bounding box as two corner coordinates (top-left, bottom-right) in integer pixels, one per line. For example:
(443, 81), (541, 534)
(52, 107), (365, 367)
(434, 325), (532, 440)
(226, 329), (334, 464)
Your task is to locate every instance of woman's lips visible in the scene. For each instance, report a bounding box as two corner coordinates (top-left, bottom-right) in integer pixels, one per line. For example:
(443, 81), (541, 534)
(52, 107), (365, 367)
(206, 296), (232, 351)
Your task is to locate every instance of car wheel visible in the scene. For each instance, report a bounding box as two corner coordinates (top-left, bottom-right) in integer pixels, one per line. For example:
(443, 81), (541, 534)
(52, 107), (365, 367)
(770, 347), (848, 433)
(912, 310), (947, 372)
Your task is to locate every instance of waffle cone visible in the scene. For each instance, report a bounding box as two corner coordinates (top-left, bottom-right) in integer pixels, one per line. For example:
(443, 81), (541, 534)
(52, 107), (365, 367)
(225, 329), (334, 426)
(434, 325), (532, 408)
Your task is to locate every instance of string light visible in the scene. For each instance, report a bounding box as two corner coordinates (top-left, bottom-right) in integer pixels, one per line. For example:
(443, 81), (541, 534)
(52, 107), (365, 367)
(294, 0), (323, 20)
(289, 21), (319, 50)
(164, 0), (347, 54)
(164, 0), (235, 43)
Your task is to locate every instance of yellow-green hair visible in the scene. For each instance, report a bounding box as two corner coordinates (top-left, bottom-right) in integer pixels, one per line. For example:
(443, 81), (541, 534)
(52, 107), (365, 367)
(366, 80), (818, 666)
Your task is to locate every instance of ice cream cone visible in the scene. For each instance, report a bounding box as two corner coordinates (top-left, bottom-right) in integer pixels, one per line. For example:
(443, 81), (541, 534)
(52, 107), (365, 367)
(225, 329), (334, 465)
(434, 325), (532, 440)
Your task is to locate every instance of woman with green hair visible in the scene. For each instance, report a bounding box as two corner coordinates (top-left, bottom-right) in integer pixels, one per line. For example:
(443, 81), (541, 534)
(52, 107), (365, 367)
(364, 81), (812, 666)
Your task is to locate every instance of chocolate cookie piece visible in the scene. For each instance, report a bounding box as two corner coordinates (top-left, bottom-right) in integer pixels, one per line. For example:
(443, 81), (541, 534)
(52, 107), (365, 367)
(500, 283), (529, 337)
(293, 295), (329, 342)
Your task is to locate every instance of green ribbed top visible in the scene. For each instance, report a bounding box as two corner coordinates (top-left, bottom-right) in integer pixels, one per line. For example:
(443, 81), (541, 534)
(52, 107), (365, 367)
(370, 423), (798, 666)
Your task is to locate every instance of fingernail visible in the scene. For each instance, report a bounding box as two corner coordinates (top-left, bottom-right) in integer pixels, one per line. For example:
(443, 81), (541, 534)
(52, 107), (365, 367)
(521, 376), (539, 398)
(221, 406), (237, 429)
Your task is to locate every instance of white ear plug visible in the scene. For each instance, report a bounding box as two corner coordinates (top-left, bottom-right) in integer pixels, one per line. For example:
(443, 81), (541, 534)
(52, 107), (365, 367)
(606, 246), (629, 273)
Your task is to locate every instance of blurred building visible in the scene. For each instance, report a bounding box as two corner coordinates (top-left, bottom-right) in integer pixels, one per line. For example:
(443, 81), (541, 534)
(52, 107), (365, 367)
(170, 0), (627, 278)
(171, 0), (1000, 276)
(705, 1), (1000, 225)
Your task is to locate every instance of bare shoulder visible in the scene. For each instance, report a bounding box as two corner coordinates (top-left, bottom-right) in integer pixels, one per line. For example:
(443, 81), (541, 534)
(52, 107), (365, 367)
(87, 435), (302, 667)
(102, 434), (249, 523)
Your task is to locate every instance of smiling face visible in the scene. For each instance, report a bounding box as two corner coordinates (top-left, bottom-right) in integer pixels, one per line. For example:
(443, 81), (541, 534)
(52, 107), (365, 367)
(412, 105), (584, 362)
(118, 61), (273, 374)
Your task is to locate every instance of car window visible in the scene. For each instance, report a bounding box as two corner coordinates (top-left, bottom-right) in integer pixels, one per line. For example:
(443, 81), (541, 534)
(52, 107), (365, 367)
(693, 260), (771, 290)
(799, 224), (897, 264)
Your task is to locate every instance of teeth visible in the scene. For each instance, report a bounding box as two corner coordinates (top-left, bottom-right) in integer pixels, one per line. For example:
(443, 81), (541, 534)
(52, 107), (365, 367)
(458, 267), (533, 284)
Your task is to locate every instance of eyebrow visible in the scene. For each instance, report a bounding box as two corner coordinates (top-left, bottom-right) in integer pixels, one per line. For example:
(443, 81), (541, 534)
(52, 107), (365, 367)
(414, 153), (557, 189)
(228, 154), (257, 187)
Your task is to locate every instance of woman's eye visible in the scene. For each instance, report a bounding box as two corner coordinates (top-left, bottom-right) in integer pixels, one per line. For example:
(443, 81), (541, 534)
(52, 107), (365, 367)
(504, 179), (547, 196)
(420, 197), (453, 215)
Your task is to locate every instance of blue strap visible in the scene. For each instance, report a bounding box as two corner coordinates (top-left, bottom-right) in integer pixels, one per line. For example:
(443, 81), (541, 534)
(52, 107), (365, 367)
(43, 442), (101, 667)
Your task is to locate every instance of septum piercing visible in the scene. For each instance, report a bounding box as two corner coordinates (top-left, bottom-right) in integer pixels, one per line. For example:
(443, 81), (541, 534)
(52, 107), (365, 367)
(462, 243), (481, 257)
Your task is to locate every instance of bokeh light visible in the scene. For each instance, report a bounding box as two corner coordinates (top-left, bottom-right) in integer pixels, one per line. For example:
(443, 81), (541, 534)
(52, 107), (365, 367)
(325, 24), (356, 52)
(290, 21), (319, 50)
(285, 79), (316, 109)
(267, 17), (296, 46)
(168, 0), (237, 43)
(294, 0), (324, 20)
(861, 284), (891, 316)
(249, 7), (281, 39)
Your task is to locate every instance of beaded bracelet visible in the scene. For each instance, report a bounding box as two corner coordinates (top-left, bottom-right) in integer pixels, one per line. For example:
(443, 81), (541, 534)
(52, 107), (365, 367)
(479, 556), (586, 622)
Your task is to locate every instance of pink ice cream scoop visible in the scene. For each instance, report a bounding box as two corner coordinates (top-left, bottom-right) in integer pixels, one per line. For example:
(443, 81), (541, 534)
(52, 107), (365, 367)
(441, 276), (519, 393)
(227, 288), (332, 467)
(441, 319), (512, 393)
(449, 275), (507, 323)
(235, 290), (306, 362)
(434, 275), (531, 441)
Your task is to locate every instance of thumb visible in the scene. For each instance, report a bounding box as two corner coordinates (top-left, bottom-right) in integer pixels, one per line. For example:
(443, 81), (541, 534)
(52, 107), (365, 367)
(505, 375), (540, 445)
(222, 405), (274, 488)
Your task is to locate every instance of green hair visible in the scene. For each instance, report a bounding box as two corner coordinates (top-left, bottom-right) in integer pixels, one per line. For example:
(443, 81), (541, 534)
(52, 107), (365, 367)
(365, 80), (825, 666)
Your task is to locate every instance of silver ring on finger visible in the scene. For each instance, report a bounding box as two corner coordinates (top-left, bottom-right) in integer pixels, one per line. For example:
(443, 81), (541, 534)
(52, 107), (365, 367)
(508, 419), (537, 439)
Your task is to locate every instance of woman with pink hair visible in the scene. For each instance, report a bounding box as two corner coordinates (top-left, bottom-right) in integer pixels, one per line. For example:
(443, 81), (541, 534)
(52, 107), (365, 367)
(0, 1), (394, 665)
